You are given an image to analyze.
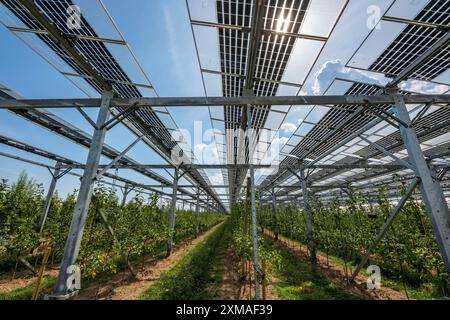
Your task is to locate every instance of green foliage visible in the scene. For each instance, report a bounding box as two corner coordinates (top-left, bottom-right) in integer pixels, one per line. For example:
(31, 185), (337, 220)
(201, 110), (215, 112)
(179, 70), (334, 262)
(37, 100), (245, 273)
(0, 173), (42, 256)
(0, 174), (223, 282)
(230, 199), (282, 285)
(266, 239), (358, 300)
(258, 187), (450, 297)
(140, 221), (229, 300)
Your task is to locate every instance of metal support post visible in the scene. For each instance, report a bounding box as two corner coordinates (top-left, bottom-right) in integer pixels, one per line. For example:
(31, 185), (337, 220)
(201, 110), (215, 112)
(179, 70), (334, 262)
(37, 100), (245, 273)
(48, 91), (113, 299)
(247, 103), (261, 299)
(393, 93), (450, 277)
(301, 170), (317, 263)
(195, 187), (201, 215)
(271, 188), (276, 213)
(244, 177), (250, 234)
(38, 162), (62, 233)
(167, 168), (179, 257)
(250, 165), (262, 299)
(121, 185), (132, 207)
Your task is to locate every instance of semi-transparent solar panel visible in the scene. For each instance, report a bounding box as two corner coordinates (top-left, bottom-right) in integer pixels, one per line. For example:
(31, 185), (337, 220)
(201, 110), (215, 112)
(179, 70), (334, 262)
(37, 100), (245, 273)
(369, 0), (450, 81)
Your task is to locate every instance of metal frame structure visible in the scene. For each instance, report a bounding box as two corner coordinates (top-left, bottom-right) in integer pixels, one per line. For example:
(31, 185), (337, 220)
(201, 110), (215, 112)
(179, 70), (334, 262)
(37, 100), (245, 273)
(0, 0), (450, 299)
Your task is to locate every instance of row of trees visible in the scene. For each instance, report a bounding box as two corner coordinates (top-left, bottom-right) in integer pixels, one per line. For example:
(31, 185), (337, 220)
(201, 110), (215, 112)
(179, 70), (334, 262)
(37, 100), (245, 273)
(258, 186), (449, 296)
(0, 173), (223, 279)
(230, 198), (281, 299)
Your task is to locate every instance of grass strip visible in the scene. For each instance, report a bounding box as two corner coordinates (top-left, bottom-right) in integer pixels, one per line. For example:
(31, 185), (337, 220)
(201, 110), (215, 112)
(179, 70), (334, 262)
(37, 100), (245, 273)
(265, 230), (440, 300)
(140, 221), (230, 300)
(266, 238), (359, 300)
(0, 276), (56, 300)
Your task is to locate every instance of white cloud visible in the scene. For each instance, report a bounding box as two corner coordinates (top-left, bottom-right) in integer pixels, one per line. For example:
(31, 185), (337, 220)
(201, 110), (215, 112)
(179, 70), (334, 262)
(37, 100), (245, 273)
(194, 143), (207, 154)
(280, 122), (297, 134)
(400, 80), (449, 94)
(209, 172), (224, 185)
(194, 142), (220, 164)
(271, 136), (289, 148)
(312, 60), (383, 95)
(163, 6), (185, 82)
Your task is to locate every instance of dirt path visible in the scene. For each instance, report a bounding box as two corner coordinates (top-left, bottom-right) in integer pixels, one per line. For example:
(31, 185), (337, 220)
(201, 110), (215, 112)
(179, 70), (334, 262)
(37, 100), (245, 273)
(74, 223), (224, 300)
(215, 245), (243, 300)
(0, 268), (58, 294)
(262, 229), (408, 300)
(215, 243), (280, 300)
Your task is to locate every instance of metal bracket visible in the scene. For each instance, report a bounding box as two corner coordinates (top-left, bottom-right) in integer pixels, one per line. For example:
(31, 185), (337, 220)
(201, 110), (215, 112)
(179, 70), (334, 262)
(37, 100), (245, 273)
(55, 166), (74, 180)
(93, 135), (143, 181)
(101, 102), (139, 131)
(364, 99), (409, 128)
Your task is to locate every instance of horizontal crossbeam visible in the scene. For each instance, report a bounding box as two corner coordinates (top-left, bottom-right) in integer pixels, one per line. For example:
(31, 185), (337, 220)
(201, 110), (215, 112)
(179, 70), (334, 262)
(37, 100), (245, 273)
(1, 94), (449, 110)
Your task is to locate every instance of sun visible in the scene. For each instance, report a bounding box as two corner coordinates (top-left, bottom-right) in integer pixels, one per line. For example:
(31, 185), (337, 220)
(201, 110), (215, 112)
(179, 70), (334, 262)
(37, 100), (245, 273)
(276, 9), (292, 33)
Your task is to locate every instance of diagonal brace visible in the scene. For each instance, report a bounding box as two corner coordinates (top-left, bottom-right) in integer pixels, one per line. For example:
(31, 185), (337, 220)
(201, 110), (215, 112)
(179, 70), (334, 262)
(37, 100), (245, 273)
(76, 107), (97, 129)
(364, 100), (409, 128)
(359, 135), (414, 170)
(101, 102), (139, 131)
(94, 135), (143, 181)
(412, 101), (435, 126)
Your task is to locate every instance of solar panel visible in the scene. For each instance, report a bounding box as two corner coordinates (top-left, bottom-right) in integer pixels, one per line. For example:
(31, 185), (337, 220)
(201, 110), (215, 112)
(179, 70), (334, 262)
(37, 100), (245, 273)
(188, 0), (347, 204)
(259, 82), (404, 190)
(0, 0), (224, 209)
(354, 0), (450, 82)
(3, 0), (450, 209)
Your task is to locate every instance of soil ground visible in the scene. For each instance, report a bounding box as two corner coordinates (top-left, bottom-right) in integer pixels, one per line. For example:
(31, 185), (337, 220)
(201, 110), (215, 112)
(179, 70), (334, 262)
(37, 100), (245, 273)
(215, 245), (280, 300)
(74, 223), (223, 300)
(262, 229), (408, 300)
(0, 267), (58, 294)
(0, 223), (408, 301)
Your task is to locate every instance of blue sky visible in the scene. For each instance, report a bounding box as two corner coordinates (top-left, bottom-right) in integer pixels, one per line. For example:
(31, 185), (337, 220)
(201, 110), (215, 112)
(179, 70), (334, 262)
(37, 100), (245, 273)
(0, 0), (447, 202)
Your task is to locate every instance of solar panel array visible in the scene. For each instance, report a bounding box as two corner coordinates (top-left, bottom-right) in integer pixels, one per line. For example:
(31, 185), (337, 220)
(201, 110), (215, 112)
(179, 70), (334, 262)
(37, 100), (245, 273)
(370, 0), (450, 81)
(202, 0), (318, 204)
(259, 82), (392, 190)
(0, 0), (224, 210)
(2, 0), (450, 210)
(259, 0), (450, 197)
(298, 102), (450, 189)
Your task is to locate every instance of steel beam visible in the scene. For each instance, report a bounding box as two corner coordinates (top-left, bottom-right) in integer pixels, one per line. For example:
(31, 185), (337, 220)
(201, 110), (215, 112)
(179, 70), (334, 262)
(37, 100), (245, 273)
(6, 26), (128, 45)
(300, 170), (316, 263)
(393, 93), (450, 277)
(94, 163), (408, 170)
(250, 165), (261, 299)
(38, 162), (62, 234)
(359, 135), (413, 170)
(190, 19), (328, 42)
(48, 91), (113, 299)
(381, 16), (450, 31)
(201, 68), (302, 88)
(2, 95), (450, 110)
(167, 168), (179, 257)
